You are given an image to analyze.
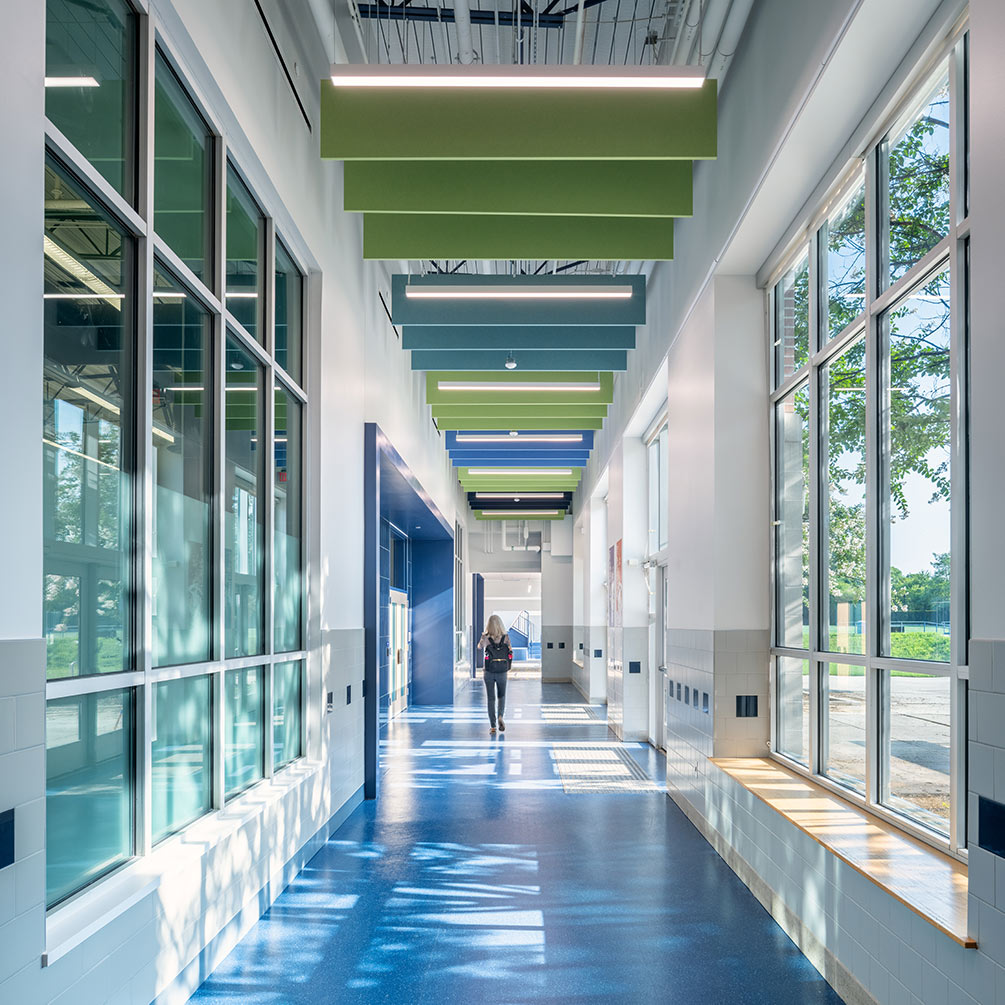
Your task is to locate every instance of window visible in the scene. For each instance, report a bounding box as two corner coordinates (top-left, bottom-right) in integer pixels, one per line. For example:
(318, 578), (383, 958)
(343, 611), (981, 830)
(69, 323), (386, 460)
(154, 51), (214, 283)
(773, 250), (809, 385)
(774, 383), (809, 650)
(43, 17), (309, 906)
(273, 660), (303, 769)
(152, 266), (212, 667)
(275, 240), (303, 380)
(226, 166), (264, 341)
(769, 45), (966, 852)
(883, 70), (950, 289)
(43, 159), (134, 680)
(46, 690), (133, 907)
(152, 675), (212, 843)
(881, 267), (951, 662)
(274, 383), (303, 652)
(225, 666), (264, 798)
(822, 179), (866, 341)
(646, 419), (668, 555)
(224, 337), (265, 658)
(821, 337), (866, 655)
(45, 0), (137, 201)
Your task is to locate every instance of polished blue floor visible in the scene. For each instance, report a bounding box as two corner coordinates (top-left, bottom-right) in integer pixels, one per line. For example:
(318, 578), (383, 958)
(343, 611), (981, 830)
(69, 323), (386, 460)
(190, 678), (843, 1004)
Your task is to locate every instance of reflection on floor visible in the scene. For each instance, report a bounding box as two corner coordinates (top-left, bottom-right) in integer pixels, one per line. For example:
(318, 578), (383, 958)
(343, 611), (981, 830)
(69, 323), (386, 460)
(189, 678), (843, 1004)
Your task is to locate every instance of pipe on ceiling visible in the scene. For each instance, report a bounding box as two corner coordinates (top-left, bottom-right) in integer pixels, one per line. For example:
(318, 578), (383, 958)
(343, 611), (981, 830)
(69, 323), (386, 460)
(306, 0), (357, 64)
(687, 0), (729, 66)
(706, 0), (753, 83)
(572, 0), (587, 64)
(454, 0), (476, 63)
(668, 0), (699, 65)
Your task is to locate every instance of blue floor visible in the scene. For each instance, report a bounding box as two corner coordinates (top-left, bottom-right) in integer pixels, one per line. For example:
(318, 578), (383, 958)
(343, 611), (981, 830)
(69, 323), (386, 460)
(190, 679), (843, 1004)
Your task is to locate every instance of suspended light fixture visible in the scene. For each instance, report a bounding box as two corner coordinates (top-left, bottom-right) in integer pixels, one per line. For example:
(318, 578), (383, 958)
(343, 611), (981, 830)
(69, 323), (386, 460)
(475, 493), (567, 500)
(438, 380), (601, 392)
(330, 65), (705, 89)
(479, 510), (563, 517)
(505, 353), (517, 370)
(456, 434), (583, 443)
(468, 468), (573, 476)
(404, 284), (633, 300)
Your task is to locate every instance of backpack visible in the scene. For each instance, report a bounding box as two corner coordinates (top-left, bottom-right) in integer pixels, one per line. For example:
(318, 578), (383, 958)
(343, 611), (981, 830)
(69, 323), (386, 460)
(485, 636), (511, 674)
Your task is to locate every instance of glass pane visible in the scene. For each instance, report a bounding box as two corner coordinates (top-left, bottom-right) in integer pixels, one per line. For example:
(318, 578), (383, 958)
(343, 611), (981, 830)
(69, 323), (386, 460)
(822, 664), (866, 794)
(152, 675), (211, 843)
(44, 160), (133, 679)
(647, 437), (659, 555)
(883, 268), (951, 662)
(775, 383), (809, 649)
(225, 337), (265, 657)
(46, 690), (132, 906)
(275, 240), (303, 380)
(45, 0), (136, 200)
(153, 268), (212, 666)
(274, 660), (303, 769)
(773, 251), (810, 385)
(822, 338), (866, 655)
(225, 666), (263, 798)
(658, 425), (668, 550)
(776, 657), (809, 766)
(883, 672), (951, 834)
(885, 70), (950, 288)
(226, 167), (263, 341)
(824, 181), (866, 340)
(154, 52), (214, 283)
(274, 385), (303, 652)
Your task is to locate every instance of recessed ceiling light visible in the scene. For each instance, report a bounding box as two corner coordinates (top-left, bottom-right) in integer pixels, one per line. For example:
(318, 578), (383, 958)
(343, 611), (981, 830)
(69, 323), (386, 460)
(331, 64), (705, 89)
(404, 284), (633, 300)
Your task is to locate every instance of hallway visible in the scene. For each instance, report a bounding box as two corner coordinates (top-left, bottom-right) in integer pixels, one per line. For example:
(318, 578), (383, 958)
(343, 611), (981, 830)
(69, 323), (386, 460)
(190, 680), (841, 1004)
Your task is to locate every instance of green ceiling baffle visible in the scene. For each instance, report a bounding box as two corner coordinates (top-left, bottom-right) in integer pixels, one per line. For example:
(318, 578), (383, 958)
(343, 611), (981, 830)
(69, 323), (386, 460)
(343, 161), (693, 217)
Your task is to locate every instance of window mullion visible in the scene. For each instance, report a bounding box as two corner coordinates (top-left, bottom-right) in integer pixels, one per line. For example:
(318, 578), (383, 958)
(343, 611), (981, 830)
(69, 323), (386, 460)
(864, 143), (881, 807)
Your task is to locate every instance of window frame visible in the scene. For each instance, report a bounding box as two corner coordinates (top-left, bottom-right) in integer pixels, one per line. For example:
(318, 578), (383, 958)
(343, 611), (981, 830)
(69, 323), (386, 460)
(767, 29), (969, 860)
(42, 0), (312, 911)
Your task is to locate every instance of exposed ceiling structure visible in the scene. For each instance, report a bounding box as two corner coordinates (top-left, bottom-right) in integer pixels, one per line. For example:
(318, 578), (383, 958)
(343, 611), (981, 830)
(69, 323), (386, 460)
(321, 0), (753, 515)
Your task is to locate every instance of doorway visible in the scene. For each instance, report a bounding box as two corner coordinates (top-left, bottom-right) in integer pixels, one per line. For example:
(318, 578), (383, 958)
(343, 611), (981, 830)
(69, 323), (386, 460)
(648, 565), (668, 750)
(389, 589), (409, 719)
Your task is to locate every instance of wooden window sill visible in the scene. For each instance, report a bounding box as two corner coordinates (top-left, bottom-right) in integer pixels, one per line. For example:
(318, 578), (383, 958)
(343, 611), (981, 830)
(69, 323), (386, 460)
(711, 757), (974, 948)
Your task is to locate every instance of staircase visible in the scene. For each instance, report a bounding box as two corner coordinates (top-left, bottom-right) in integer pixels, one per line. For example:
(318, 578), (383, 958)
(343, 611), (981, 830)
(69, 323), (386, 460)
(508, 611), (540, 661)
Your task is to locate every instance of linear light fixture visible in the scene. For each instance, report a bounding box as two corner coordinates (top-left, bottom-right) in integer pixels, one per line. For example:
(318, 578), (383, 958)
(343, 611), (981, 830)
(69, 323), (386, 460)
(479, 510), (562, 517)
(438, 380), (601, 392)
(456, 434), (584, 443)
(330, 64), (705, 89)
(45, 76), (99, 87)
(44, 292), (125, 301)
(467, 468), (572, 476)
(44, 237), (122, 310)
(405, 284), (632, 300)
(225, 291), (258, 299)
(475, 493), (566, 500)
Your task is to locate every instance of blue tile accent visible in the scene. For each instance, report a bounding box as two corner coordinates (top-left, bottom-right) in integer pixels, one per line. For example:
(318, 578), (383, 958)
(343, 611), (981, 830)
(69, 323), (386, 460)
(559, 642), (565, 649)
(547, 642), (554, 649)
(0, 808), (13, 870)
(594, 649), (602, 658)
(979, 796), (1005, 858)
(190, 680), (841, 1005)
(702, 692), (709, 714)
(629, 661), (641, 674)
(736, 695), (759, 718)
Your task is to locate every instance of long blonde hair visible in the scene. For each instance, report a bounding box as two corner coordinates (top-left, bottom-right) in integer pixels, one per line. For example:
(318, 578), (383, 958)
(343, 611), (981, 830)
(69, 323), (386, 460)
(485, 614), (505, 641)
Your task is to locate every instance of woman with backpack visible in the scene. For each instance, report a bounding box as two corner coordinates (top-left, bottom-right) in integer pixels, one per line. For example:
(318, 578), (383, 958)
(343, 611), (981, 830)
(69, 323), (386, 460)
(477, 615), (513, 734)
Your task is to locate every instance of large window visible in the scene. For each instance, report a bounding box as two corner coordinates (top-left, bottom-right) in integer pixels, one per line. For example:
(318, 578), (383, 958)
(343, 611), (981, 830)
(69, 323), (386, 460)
(646, 418), (668, 556)
(43, 3), (309, 909)
(770, 42), (967, 853)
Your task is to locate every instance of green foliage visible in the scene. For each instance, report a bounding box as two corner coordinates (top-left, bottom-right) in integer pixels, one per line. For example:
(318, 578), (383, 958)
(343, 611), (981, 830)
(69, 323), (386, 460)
(889, 631), (950, 662)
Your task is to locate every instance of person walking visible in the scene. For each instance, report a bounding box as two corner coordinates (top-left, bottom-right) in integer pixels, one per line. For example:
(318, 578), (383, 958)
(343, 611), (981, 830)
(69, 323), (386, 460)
(478, 615), (513, 735)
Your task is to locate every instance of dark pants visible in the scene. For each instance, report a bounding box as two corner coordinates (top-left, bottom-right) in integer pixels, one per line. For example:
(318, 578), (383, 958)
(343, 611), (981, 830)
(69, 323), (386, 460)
(484, 670), (508, 725)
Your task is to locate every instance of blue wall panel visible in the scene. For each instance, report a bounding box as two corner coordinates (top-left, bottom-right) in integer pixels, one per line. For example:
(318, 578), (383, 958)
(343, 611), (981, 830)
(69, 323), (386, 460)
(410, 540), (454, 705)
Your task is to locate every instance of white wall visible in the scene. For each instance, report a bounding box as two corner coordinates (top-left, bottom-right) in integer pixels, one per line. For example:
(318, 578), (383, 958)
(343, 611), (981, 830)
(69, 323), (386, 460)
(0, 1), (460, 1002)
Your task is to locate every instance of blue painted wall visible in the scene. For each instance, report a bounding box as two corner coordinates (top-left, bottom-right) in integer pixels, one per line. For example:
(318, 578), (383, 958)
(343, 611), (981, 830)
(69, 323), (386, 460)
(410, 540), (455, 705)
